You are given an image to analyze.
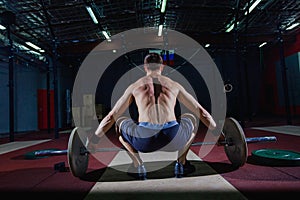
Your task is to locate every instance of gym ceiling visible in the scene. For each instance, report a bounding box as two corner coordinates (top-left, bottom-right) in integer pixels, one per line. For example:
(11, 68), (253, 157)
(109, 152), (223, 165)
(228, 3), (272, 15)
(0, 0), (299, 67)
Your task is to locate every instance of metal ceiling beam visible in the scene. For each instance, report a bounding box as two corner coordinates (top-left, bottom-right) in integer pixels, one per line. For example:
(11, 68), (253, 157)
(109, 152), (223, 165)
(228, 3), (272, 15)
(1, 0), (300, 64)
(2, 2), (52, 52)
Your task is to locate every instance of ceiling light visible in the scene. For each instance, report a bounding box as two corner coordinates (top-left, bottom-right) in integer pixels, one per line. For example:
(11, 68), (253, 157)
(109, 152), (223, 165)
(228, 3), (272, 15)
(225, 21), (239, 32)
(161, 0), (167, 13)
(102, 31), (110, 40)
(286, 22), (300, 30)
(19, 45), (29, 51)
(205, 44), (210, 48)
(245, 0), (262, 15)
(0, 24), (6, 30)
(29, 50), (41, 56)
(158, 24), (163, 36)
(25, 41), (41, 50)
(259, 42), (267, 48)
(226, 23), (235, 32)
(86, 6), (98, 24)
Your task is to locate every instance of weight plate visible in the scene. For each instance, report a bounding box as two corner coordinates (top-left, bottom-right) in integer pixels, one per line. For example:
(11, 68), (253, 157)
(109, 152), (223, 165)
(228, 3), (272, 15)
(223, 117), (248, 167)
(67, 127), (89, 178)
(251, 149), (300, 166)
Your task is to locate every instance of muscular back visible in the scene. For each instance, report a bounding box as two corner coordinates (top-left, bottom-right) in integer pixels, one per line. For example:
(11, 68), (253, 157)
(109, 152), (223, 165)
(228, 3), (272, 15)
(95, 70), (216, 138)
(132, 75), (179, 124)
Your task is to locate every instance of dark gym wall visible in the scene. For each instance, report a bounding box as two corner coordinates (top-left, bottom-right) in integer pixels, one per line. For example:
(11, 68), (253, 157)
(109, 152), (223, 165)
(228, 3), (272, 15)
(212, 48), (262, 120)
(95, 47), (262, 122)
(0, 62), (9, 133)
(2, 34), (293, 136)
(57, 64), (77, 128)
(0, 62), (42, 133)
(260, 33), (300, 116)
(0, 60), (75, 135)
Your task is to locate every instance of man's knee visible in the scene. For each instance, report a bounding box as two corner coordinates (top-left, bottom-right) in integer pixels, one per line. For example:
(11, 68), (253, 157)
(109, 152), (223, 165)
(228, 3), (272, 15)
(116, 116), (128, 127)
(115, 116), (128, 135)
(118, 135), (124, 143)
(180, 113), (197, 131)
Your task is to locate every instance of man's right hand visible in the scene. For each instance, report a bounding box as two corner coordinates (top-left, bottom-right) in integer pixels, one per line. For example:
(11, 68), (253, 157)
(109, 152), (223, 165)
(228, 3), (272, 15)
(85, 133), (100, 152)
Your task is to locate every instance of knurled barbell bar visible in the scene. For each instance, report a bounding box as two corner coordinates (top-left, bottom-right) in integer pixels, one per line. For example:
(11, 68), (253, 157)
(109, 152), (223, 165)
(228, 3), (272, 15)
(34, 136), (276, 156)
(32, 117), (277, 178)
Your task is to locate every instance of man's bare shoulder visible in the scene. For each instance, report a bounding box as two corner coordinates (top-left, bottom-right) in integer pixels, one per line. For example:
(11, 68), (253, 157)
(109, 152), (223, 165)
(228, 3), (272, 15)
(159, 75), (181, 88)
(133, 76), (150, 85)
(159, 75), (174, 82)
(129, 75), (181, 89)
(127, 76), (150, 90)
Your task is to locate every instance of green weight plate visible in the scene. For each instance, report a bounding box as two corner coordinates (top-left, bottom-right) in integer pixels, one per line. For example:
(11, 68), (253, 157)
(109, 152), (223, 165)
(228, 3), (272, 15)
(223, 117), (248, 167)
(251, 149), (300, 166)
(67, 127), (89, 178)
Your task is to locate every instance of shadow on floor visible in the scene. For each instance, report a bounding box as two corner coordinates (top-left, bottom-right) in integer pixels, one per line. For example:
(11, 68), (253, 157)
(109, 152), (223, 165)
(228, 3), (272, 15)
(80, 160), (238, 182)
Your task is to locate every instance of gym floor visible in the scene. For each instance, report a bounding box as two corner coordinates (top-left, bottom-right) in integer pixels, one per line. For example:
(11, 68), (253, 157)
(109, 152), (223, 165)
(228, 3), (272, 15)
(1, 116), (299, 200)
(1, 1), (300, 200)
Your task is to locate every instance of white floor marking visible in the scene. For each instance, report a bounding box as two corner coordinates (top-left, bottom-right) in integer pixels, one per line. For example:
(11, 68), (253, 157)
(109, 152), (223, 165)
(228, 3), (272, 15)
(85, 150), (247, 200)
(251, 125), (300, 136)
(0, 139), (51, 155)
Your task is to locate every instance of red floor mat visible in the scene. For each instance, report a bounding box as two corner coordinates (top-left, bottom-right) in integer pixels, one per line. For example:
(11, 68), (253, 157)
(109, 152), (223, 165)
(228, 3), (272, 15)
(193, 127), (300, 199)
(0, 125), (300, 199)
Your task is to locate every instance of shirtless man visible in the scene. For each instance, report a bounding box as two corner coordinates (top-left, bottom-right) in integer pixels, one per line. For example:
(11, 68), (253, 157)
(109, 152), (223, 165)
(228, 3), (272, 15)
(87, 53), (216, 180)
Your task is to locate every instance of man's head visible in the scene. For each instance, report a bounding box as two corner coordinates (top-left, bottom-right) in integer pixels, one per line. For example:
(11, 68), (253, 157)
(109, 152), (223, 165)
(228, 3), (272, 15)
(144, 53), (164, 72)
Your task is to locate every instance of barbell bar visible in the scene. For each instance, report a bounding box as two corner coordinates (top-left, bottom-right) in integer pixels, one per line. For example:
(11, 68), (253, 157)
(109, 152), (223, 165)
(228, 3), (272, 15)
(34, 136), (276, 157)
(34, 147), (125, 157)
(31, 117), (277, 178)
(192, 136), (277, 146)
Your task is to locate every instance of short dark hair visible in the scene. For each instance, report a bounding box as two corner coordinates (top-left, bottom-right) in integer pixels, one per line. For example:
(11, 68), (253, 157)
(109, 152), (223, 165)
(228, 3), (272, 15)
(144, 53), (163, 71)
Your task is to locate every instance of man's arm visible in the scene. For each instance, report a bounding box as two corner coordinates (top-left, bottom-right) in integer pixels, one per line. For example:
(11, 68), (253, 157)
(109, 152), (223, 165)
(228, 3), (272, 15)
(176, 83), (216, 130)
(95, 84), (134, 137)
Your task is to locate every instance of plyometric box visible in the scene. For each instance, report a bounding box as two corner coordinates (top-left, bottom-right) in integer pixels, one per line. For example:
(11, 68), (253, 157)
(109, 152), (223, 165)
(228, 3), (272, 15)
(83, 94), (95, 106)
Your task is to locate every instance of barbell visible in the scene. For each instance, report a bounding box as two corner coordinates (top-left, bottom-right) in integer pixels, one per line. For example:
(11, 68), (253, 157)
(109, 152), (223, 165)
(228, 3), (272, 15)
(32, 117), (277, 178)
